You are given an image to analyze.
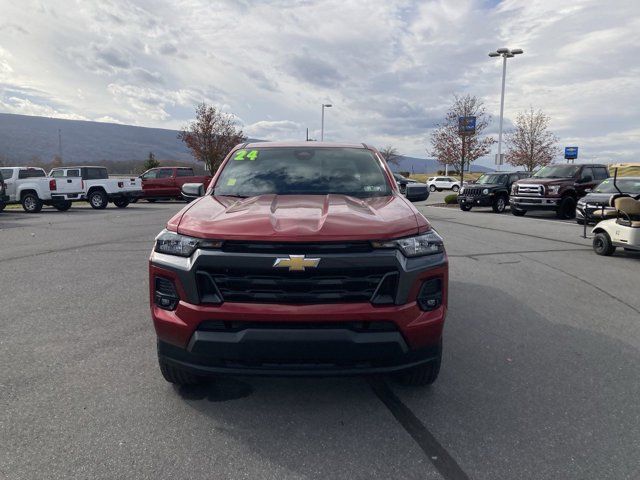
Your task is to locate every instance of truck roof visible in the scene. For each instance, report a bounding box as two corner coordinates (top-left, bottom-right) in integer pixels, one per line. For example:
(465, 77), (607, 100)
(242, 141), (368, 149)
(50, 166), (107, 169)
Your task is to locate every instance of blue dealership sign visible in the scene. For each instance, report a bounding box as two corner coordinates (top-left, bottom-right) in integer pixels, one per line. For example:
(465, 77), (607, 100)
(564, 147), (578, 160)
(458, 116), (476, 136)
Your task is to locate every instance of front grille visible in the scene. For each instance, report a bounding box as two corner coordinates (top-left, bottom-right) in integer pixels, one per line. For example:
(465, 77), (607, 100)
(196, 266), (396, 304)
(516, 184), (544, 196)
(463, 187), (483, 196)
(222, 241), (372, 254)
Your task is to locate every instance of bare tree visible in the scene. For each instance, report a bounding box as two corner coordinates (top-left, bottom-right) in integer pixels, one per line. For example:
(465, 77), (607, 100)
(428, 94), (495, 185)
(506, 108), (559, 172)
(178, 103), (246, 175)
(379, 146), (401, 166)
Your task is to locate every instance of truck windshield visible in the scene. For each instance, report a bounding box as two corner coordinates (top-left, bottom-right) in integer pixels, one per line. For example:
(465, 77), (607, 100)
(476, 174), (507, 184)
(214, 147), (392, 198)
(533, 165), (580, 178)
(594, 178), (640, 194)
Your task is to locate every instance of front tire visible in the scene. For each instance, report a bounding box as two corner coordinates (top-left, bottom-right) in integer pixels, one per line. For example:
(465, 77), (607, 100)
(88, 190), (108, 209)
(429, 185), (436, 192)
(21, 193), (43, 213)
(396, 340), (442, 386)
(492, 195), (507, 213)
(511, 207), (526, 216)
(556, 196), (577, 219)
(53, 201), (72, 211)
(113, 199), (130, 208)
(158, 358), (202, 386)
(452, 185), (460, 192)
(593, 232), (616, 256)
(459, 204), (472, 212)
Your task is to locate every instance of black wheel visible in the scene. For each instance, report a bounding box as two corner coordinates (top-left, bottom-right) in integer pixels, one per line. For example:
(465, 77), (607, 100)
(88, 190), (108, 209)
(452, 185), (460, 192)
(158, 358), (202, 386)
(593, 232), (616, 256)
(21, 193), (43, 213)
(53, 201), (72, 211)
(511, 208), (526, 216)
(556, 196), (577, 219)
(492, 195), (507, 213)
(0, 201), (5, 212)
(396, 340), (442, 386)
(113, 199), (130, 208)
(429, 185), (436, 192)
(459, 204), (472, 212)
(147, 199), (157, 203)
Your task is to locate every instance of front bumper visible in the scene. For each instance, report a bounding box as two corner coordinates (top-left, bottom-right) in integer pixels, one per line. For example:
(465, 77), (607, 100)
(150, 248), (448, 376)
(458, 195), (493, 207)
(510, 196), (560, 210)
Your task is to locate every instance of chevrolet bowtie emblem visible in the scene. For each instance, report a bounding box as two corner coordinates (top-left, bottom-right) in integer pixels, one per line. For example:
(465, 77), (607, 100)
(273, 255), (321, 272)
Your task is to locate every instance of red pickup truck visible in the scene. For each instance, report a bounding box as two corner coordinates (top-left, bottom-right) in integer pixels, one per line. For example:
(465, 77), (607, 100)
(139, 167), (212, 202)
(149, 142), (447, 387)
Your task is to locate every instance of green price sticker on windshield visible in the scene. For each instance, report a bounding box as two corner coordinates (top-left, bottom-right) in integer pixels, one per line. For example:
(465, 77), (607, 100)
(234, 149), (259, 161)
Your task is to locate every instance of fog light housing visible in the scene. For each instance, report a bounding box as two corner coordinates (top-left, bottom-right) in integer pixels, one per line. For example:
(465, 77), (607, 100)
(154, 276), (179, 310)
(417, 278), (442, 311)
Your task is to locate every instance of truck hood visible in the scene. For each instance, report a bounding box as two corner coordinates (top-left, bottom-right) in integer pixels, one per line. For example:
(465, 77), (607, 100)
(172, 194), (426, 241)
(516, 177), (571, 186)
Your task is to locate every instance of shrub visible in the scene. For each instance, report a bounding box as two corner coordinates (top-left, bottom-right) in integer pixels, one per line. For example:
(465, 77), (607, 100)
(444, 194), (458, 205)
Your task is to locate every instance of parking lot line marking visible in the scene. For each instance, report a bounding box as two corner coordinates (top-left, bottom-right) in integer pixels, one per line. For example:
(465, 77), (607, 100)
(449, 247), (589, 258)
(369, 378), (471, 480)
(521, 254), (640, 316)
(426, 217), (589, 248)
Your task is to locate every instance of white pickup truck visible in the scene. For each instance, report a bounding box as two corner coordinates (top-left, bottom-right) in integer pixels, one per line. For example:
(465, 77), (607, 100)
(0, 167), (84, 213)
(49, 166), (143, 209)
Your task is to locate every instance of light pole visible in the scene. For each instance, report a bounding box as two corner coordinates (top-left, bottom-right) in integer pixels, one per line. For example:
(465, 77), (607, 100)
(321, 103), (332, 141)
(488, 47), (523, 170)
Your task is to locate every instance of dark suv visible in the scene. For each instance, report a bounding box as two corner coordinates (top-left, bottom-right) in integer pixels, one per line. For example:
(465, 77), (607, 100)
(510, 164), (609, 219)
(0, 169), (7, 211)
(458, 171), (531, 213)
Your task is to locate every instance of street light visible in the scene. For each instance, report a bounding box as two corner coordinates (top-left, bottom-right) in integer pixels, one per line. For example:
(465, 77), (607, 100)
(488, 47), (523, 170)
(321, 103), (332, 141)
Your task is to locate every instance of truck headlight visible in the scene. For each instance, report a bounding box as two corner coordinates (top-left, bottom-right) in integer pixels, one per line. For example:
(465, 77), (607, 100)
(548, 185), (560, 194)
(459, 187), (465, 194)
(154, 229), (222, 257)
(372, 230), (444, 257)
(482, 188), (489, 195)
(511, 185), (517, 195)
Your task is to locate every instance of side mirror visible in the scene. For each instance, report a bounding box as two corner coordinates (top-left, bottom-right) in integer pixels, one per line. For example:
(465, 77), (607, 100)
(181, 182), (205, 201)
(405, 183), (429, 202)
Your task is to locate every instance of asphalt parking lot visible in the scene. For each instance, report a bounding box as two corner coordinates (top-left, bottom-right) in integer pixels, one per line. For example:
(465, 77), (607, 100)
(2, 201), (639, 480)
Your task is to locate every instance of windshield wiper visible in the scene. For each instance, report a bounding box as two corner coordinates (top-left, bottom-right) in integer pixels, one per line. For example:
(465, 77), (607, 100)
(214, 192), (248, 198)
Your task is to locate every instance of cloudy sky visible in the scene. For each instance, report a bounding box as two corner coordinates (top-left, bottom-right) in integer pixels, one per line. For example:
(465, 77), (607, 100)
(0, 0), (638, 165)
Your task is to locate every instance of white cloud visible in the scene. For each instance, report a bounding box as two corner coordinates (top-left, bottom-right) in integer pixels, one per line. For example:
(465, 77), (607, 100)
(0, 0), (638, 163)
